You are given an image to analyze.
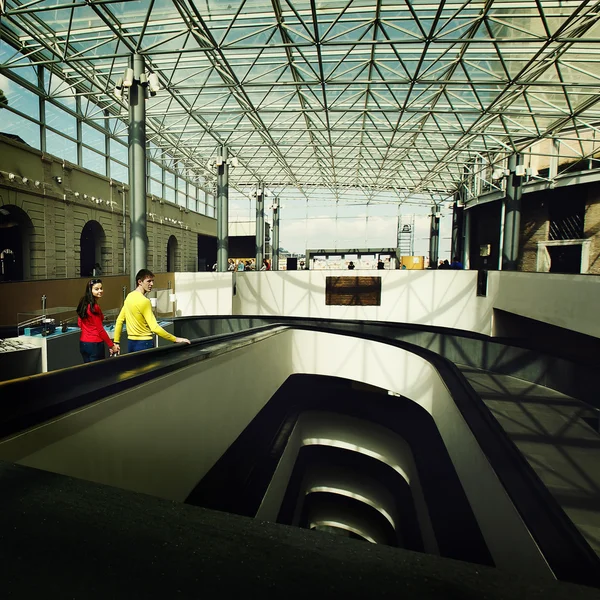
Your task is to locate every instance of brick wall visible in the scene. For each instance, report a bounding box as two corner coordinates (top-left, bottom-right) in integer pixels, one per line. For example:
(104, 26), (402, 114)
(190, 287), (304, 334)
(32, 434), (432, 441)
(518, 194), (548, 272)
(518, 185), (600, 274)
(584, 188), (600, 274)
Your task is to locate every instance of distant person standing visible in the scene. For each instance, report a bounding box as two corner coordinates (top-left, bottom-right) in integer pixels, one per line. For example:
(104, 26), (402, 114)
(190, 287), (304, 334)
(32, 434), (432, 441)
(348, 261), (355, 270)
(451, 257), (464, 270)
(114, 269), (190, 353)
(77, 278), (118, 362)
(377, 258), (385, 270)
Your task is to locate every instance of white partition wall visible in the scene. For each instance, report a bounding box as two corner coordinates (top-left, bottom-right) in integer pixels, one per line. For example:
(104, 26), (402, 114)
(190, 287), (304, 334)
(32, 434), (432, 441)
(174, 270), (600, 341)
(232, 270), (494, 334)
(488, 271), (600, 339)
(174, 273), (234, 316)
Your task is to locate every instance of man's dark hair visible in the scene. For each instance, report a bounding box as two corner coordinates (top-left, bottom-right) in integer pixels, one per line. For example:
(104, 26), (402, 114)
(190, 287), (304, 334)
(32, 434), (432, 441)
(135, 268), (155, 286)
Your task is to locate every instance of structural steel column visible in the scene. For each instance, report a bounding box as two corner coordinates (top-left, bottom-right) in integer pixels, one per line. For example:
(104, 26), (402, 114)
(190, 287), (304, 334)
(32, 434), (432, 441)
(255, 182), (265, 268)
(216, 145), (229, 271)
(129, 54), (147, 290)
(462, 208), (471, 269)
(461, 166), (471, 269)
(429, 205), (440, 268)
(502, 153), (523, 271)
(272, 198), (280, 271)
(451, 194), (464, 263)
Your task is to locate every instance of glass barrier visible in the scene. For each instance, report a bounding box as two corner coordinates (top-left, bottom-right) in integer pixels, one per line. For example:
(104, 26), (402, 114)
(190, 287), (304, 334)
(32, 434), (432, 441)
(17, 307), (78, 337)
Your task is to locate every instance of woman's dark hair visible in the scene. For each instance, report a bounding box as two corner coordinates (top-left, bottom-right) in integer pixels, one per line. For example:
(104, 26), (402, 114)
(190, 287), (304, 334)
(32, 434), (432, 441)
(77, 278), (102, 319)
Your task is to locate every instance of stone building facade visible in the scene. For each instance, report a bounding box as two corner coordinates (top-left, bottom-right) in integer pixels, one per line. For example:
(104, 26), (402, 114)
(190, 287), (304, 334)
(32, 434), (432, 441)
(3, 133), (600, 281)
(0, 136), (216, 281)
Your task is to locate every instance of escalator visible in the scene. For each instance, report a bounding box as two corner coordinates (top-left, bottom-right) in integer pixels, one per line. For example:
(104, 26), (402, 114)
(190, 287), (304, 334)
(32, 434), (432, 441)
(0, 319), (599, 591)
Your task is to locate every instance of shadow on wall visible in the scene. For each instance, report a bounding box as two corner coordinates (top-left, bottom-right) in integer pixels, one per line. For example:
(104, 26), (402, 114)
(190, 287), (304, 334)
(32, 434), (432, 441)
(174, 273), (234, 316)
(174, 314), (600, 412)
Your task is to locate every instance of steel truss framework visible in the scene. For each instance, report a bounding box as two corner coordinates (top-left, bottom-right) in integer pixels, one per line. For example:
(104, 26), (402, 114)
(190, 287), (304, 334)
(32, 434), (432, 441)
(3, 0), (600, 203)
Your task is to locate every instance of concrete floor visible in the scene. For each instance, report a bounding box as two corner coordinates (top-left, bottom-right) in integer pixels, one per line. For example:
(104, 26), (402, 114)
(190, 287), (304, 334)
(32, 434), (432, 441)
(2, 460), (600, 599)
(459, 366), (600, 557)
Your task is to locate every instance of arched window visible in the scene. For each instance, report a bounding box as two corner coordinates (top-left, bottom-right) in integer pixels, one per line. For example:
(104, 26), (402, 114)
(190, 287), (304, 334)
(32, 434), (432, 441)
(167, 235), (179, 272)
(80, 220), (106, 277)
(0, 205), (34, 281)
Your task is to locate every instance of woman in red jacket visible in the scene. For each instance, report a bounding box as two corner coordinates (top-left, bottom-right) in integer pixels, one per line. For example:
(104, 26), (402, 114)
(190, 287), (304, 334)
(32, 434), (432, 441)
(76, 278), (120, 362)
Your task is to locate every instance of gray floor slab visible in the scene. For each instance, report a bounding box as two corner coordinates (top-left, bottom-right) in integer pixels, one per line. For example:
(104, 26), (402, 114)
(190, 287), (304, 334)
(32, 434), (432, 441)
(2, 461), (600, 599)
(458, 365), (600, 557)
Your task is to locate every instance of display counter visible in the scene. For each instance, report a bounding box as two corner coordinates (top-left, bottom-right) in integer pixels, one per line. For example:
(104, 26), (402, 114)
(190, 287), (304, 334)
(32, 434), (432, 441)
(17, 327), (81, 373)
(2, 306), (175, 379)
(0, 338), (42, 382)
(14, 307), (79, 374)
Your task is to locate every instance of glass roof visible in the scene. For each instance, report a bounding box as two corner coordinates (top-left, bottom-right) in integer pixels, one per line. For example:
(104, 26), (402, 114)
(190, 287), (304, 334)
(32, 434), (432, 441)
(3, 0), (600, 200)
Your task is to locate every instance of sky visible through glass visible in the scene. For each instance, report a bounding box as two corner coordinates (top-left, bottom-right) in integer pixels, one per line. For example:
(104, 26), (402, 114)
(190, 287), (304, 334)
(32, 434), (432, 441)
(2, 1), (600, 256)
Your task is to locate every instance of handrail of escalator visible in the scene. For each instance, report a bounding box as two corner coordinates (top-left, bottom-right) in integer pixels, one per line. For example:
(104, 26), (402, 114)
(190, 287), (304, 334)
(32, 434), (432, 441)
(175, 313), (600, 367)
(176, 315), (600, 411)
(0, 323), (285, 440)
(289, 322), (600, 588)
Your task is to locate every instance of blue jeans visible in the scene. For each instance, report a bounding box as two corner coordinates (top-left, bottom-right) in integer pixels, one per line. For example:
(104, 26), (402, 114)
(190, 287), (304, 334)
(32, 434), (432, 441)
(80, 341), (105, 363)
(128, 339), (154, 353)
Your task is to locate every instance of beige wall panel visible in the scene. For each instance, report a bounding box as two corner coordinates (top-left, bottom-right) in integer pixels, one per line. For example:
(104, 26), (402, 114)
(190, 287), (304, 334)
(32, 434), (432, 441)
(584, 192), (600, 275)
(0, 137), (213, 307)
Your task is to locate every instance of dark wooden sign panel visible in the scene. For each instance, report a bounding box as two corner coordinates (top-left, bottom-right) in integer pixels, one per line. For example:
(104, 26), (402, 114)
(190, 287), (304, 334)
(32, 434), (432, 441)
(325, 276), (382, 306)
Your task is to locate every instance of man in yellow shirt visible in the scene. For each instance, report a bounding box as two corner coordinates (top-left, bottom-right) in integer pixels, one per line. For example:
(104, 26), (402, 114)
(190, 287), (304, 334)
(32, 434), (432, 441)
(114, 269), (191, 353)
